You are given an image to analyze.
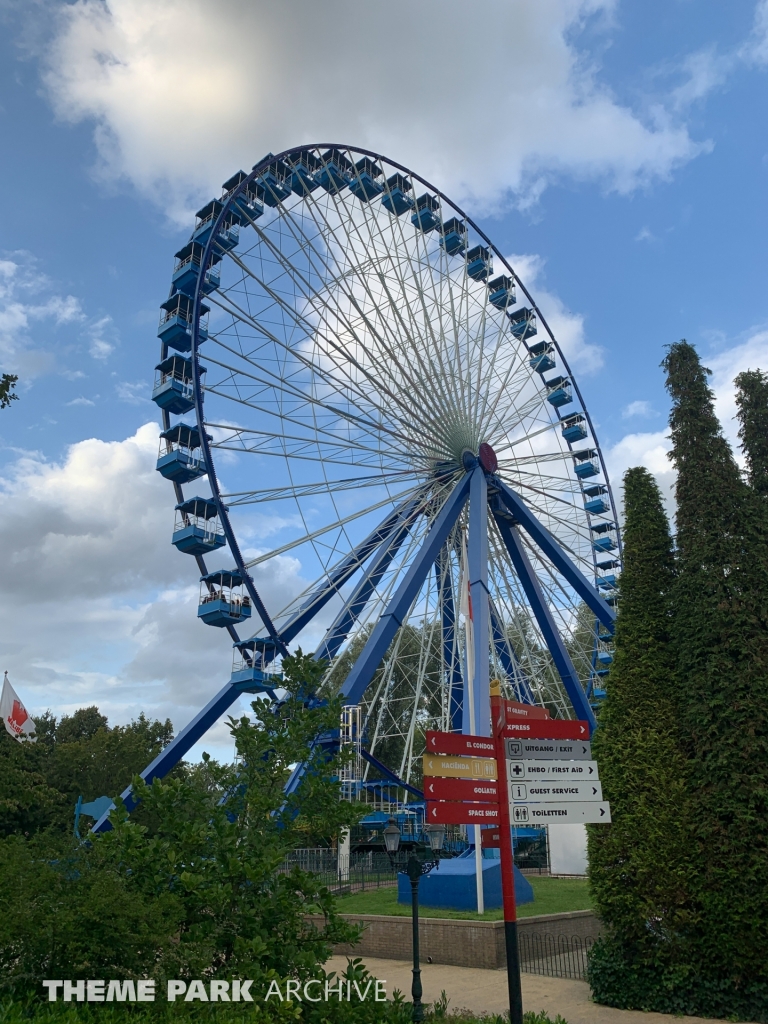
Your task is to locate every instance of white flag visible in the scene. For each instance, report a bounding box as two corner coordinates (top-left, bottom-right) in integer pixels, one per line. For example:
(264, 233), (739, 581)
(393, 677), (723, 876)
(0, 672), (37, 742)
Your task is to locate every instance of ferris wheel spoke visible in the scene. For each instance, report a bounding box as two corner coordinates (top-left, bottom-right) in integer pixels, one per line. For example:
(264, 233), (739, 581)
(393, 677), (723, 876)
(241, 483), (427, 570)
(219, 469), (428, 506)
(334, 195), (469, 435)
(206, 292), (427, 448)
(237, 201), (453, 447)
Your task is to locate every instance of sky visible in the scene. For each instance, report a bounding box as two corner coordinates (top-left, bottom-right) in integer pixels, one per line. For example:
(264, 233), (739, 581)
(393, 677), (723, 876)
(1, 0), (767, 760)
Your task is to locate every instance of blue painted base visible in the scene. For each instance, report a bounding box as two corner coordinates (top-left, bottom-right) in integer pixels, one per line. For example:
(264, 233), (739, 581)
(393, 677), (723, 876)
(398, 856), (533, 911)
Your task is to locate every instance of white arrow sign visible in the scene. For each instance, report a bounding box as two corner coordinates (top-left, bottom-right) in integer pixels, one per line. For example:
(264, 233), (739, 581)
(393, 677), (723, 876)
(506, 759), (599, 781)
(505, 738), (592, 761)
(511, 802), (611, 825)
(509, 781), (603, 803)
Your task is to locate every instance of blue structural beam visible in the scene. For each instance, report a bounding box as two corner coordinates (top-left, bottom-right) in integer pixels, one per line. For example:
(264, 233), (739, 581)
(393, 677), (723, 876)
(91, 682), (243, 833)
(436, 550), (463, 733)
(489, 599), (536, 706)
(341, 474), (472, 706)
(280, 494), (423, 646)
(467, 468), (491, 737)
(494, 477), (616, 634)
(360, 747), (424, 800)
(315, 497), (421, 662)
(493, 515), (596, 731)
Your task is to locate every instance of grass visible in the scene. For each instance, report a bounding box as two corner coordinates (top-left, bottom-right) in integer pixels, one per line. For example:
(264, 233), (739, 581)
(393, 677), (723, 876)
(335, 875), (592, 921)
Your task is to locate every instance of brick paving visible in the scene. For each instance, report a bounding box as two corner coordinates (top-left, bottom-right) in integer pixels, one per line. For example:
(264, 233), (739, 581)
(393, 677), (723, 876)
(326, 955), (756, 1023)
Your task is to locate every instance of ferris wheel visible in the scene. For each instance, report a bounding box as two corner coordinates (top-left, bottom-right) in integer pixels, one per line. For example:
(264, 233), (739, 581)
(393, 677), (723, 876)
(96, 145), (620, 828)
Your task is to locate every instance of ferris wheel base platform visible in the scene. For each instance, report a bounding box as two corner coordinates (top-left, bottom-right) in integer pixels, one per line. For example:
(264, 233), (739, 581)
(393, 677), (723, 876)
(398, 856), (533, 912)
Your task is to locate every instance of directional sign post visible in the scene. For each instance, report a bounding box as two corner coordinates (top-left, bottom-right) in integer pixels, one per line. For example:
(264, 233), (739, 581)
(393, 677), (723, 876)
(503, 719), (590, 740)
(505, 738), (592, 761)
(508, 781), (603, 803)
(426, 730), (496, 758)
(424, 777), (500, 803)
(422, 754), (498, 780)
(506, 759), (599, 781)
(511, 802), (611, 825)
(426, 801), (500, 825)
(490, 696), (551, 721)
(490, 688), (524, 1024)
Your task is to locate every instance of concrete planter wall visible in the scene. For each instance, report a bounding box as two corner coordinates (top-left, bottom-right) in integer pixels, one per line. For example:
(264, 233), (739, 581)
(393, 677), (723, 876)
(311, 910), (603, 970)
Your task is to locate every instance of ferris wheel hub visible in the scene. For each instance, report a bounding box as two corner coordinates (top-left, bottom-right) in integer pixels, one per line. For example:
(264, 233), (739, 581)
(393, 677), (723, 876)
(478, 443), (498, 474)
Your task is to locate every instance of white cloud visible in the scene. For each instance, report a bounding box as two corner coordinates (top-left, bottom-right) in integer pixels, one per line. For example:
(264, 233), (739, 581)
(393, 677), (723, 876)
(742, 0), (768, 65)
(708, 327), (768, 453)
(635, 226), (655, 243)
(604, 428), (674, 517)
(622, 399), (656, 419)
(66, 396), (96, 407)
(0, 423), (308, 752)
(508, 252), (603, 374)
(86, 314), (117, 360)
(605, 326), (768, 521)
(39, 0), (705, 222)
(0, 253), (85, 375)
(116, 379), (150, 404)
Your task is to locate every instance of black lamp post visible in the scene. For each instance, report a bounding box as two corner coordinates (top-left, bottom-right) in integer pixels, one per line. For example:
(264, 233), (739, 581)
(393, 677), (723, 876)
(383, 818), (446, 1023)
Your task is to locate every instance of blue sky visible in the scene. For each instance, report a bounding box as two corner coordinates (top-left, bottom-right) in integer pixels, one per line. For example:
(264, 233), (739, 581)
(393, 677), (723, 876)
(1, 0), (766, 757)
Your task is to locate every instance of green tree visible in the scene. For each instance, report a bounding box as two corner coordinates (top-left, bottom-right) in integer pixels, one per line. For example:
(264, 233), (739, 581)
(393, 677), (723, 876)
(0, 668), (388, 1020)
(735, 367), (768, 497)
(0, 707), (175, 836)
(662, 340), (768, 1011)
(0, 373), (18, 409)
(587, 469), (693, 1002)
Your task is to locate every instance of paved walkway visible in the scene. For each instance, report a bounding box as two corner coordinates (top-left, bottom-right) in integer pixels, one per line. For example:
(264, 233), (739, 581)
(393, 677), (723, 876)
(327, 955), (754, 1023)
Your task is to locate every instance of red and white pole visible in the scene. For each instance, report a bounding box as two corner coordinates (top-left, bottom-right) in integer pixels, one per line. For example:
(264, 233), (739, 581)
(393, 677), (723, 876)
(491, 685), (524, 1024)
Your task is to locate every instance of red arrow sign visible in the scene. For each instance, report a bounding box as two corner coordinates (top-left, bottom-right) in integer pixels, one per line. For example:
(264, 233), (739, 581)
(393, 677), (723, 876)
(423, 777), (500, 803)
(426, 730), (496, 757)
(427, 801), (500, 825)
(481, 828), (502, 848)
(502, 720), (590, 740)
(491, 698), (550, 721)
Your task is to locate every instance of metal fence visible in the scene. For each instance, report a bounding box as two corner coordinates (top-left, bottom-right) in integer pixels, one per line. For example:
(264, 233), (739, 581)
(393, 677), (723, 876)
(279, 849), (397, 895)
(518, 933), (594, 980)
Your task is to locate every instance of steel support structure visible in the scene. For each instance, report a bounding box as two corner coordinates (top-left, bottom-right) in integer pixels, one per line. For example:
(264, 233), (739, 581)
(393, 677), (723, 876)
(436, 549), (463, 733)
(467, 467), (491, 738)
(341, 473), (472, 706)
(493, 514), (596, 731)
(315, 497), (422, 662)
(493, 477), (616, 634)
(489, 599), (536, 706)
(91, 681), (243, 832)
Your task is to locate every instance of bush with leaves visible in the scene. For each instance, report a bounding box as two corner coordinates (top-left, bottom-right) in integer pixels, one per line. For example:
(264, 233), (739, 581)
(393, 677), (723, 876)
(0, 653), (404, 1023)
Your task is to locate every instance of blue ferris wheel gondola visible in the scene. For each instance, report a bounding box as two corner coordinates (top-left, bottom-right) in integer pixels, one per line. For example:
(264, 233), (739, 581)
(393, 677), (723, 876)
(91, 144), (621, 834)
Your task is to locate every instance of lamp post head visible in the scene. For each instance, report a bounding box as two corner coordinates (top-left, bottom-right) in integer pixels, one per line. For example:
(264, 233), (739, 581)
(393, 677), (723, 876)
(424, 823), (446, 853)
(383, 817), (401, 856)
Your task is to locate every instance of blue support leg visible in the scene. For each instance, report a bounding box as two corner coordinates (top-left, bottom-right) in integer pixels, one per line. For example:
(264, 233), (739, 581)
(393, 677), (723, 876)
(493, 515), (596, 731)
(315, 497), (421, 662)
(280, 493), (425, 646)
(436, 550), (463, 732)
(91, 682), (243, 833)
(341, 474), (472, 706)
(494, 478), (615, 634)
(489, 599), (536, 705)
(468, 467), (491, 737)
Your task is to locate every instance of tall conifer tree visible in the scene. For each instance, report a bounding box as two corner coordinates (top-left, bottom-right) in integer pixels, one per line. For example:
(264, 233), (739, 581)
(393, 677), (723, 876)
(663, 340), (768, 993)
(589, 469), (690, 967)
(735, 368), (768, 497)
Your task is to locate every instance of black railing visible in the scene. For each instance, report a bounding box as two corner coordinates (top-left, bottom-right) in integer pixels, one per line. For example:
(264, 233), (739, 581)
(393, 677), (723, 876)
(279, 850), (397, 895)
(518, 933), (594, 980)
